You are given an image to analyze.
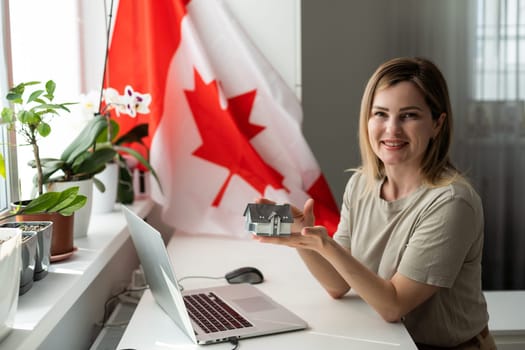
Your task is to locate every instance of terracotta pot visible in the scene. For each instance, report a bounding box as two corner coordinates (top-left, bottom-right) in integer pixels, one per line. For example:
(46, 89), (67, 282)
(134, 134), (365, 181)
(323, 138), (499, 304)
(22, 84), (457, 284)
(14, 206), (75, 260)
(47, 179), (93, 238)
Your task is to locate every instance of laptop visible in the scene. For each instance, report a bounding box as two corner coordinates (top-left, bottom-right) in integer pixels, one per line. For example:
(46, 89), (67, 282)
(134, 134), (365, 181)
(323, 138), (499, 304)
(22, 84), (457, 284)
(122, 205), (308, 345)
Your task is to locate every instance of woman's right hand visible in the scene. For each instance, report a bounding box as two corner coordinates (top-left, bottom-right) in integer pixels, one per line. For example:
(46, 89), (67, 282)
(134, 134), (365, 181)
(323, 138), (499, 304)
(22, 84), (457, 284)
(254, 197), (315, 234)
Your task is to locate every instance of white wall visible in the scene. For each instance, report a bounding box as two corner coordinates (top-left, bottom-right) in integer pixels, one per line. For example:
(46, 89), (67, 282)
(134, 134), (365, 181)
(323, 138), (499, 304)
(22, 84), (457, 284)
(225, 0), (301, 98)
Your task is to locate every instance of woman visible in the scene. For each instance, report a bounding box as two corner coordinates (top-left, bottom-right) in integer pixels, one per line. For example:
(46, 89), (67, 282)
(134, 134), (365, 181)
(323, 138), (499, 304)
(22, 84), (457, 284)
(255, 57), (496, 349)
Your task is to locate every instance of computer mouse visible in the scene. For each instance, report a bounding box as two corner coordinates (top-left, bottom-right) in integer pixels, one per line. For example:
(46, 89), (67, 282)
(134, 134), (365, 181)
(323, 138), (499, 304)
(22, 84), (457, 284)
(225, 266), (264, 284)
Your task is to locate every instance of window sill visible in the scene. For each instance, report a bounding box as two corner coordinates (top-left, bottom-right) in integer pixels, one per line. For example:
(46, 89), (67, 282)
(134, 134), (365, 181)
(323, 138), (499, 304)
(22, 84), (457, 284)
(0, 199), (153, 350)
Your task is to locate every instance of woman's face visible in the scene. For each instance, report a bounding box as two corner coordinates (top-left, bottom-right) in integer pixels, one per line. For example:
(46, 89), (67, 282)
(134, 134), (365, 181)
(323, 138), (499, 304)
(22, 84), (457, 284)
(368, 81), (442, 174)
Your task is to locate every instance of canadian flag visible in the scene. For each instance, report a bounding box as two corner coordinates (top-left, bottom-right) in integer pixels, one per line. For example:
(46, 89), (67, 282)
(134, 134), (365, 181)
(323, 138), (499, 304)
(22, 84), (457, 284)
(106, 0), (340, 237)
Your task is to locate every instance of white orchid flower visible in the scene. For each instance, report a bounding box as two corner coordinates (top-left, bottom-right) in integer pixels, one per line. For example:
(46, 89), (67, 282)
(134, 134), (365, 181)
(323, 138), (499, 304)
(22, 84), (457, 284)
(123, 85), (152, 117)
(103, 87), (127, 116)
(102, 85), (151, 118)
(80, 90), (100, 115)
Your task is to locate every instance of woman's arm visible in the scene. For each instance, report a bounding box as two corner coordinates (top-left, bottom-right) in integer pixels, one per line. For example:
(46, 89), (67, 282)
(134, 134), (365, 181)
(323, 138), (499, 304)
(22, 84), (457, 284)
(296, 247), (351, 299)
(255, 198), (439, 322)
(257, 223), (438, 322)
(319, 235), (439, 322)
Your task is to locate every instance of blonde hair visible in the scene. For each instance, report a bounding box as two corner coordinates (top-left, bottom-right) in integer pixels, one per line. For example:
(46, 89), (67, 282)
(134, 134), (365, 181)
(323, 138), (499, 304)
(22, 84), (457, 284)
(357, 57), (460, 191)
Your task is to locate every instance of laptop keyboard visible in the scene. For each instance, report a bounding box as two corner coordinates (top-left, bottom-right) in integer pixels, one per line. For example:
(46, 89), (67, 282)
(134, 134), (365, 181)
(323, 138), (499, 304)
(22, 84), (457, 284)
(184, 292), (253, 334)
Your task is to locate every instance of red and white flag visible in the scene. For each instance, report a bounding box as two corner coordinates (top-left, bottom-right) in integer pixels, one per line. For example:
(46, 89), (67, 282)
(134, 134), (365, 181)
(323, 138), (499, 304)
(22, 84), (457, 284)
(106, 0), (340, 237)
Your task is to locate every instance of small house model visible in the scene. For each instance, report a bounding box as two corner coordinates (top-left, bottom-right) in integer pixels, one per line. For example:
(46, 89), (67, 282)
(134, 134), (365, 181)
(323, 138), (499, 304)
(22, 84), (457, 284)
(243, 203), (293, 236)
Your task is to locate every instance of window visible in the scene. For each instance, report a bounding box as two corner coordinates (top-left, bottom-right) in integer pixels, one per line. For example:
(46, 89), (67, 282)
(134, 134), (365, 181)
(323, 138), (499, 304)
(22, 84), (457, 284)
(0, 1), (18, 214)
(475, 0), (525, 100)
(0, 125), (18, 213)
(8, 0), (86, 200)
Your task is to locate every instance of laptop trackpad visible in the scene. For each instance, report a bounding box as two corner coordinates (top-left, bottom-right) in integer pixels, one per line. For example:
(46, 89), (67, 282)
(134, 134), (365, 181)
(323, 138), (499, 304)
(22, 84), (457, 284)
(233, 297), (277, 313)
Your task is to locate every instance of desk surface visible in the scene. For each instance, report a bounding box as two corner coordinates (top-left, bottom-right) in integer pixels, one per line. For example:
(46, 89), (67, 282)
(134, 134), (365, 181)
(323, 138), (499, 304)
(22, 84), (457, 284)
(118, 231), (417, 349)
(484, 290), (525, 335)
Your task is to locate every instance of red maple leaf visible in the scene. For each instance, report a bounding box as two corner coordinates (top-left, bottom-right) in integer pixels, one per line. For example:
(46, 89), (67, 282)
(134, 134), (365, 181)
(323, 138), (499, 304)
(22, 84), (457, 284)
(185, 68), (288, 206)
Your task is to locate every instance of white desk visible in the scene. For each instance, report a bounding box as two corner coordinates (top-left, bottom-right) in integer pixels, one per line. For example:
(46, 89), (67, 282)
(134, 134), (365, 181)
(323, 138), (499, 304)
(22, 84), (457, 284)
(484, 291), (525, 349)
(118, 232), (417, 349)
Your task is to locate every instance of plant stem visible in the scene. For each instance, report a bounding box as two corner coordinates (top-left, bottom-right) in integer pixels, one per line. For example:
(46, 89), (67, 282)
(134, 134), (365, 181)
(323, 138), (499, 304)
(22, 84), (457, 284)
(32, 142), (43, 196)
(98, 0), (115, 114)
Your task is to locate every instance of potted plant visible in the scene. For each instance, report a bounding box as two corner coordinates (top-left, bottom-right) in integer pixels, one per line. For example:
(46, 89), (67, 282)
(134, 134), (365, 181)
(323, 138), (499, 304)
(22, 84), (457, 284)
(1, 80), (76, 196)
(1, 80), (87, 260)
(91, 2), (161, 208)
(0, 189), (87, 292)
(44, 86), (162, 216)
(0, 227), (21, 342)
(0, 185), (86, 261)
(93, 85), (161, 205)
(36, 110), (159, 231)
(35, 115), (116, 237)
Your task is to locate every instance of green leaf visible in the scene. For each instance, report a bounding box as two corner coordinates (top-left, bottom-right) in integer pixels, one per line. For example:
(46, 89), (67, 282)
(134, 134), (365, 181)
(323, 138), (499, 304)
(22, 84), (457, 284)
(117, 162), (134, 204)
(1, 107), (14, 123)
(48, 186), (82, 212)
(114, 144), (162, 192)
(114, 123), (148, 145)
(93, 176), (106, 193)
(74, 148), (117, 176)
(3, 187), (87, 220)
(44, 80), (56, 100)
(18, 110), (40, 125)
(5, 92), (22, 103)
(35, 158), (66, 181)
(96, 119), (120, 143)
(61, 116), (108, 164)
(37, 122), (51, 137)
(22, 191), (61, 214)
(27, 90), (44, 103)
(57, 195), (87, 216)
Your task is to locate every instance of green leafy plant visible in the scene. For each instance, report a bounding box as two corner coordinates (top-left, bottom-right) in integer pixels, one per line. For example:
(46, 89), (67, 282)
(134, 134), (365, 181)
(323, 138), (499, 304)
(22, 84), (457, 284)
(0, 186), (87, 222)
(0, 81), (86, 222)
(36, 113), (160, 203)
(35, 115), (117, 184)
(95, 116), (160, 203)
(1, 80), (76, 196)
(66, 85), (162, 203)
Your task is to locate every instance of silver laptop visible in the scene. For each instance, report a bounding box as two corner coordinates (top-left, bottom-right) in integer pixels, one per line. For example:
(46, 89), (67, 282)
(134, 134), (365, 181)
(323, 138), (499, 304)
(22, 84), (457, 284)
(122, 206), (307, 345)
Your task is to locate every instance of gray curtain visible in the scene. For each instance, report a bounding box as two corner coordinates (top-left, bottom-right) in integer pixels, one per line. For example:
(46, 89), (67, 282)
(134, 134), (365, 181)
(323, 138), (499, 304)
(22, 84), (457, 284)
(386, 0), (525, 290)
(463, 0), (525, 289)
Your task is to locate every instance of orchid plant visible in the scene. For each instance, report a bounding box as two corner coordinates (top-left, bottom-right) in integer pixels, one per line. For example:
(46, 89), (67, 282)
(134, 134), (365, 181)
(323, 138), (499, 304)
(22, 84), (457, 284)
(68, 84), (160, 203)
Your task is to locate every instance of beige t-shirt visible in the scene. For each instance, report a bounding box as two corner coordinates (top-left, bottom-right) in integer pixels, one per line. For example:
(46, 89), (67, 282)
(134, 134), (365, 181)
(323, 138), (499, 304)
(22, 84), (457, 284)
(333, 171), (489, 347)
